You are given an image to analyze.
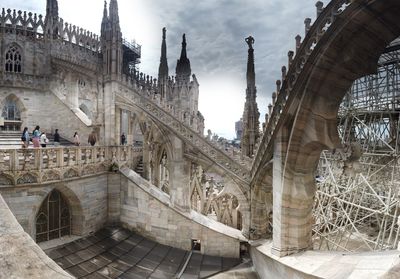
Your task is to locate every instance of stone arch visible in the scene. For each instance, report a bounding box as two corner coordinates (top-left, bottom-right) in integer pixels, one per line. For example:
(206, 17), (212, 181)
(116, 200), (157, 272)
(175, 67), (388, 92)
(32, 184), (84, 241)
(269, 0), (400, 256)
(4, 43), (23, 73)
(0, 94), (27, 131)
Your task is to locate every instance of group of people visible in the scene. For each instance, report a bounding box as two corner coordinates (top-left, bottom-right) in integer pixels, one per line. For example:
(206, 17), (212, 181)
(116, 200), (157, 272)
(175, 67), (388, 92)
(21, 127), (127, 148)
(21, 126), (59, 148)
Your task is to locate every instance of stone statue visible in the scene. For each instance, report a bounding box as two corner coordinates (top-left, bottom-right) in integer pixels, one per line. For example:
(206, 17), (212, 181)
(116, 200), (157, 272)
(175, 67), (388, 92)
(245, 36), (255, 49)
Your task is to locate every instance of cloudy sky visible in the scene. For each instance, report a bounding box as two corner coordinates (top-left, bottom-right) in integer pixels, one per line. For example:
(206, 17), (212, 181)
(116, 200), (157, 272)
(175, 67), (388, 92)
(7, 0), (327, 139)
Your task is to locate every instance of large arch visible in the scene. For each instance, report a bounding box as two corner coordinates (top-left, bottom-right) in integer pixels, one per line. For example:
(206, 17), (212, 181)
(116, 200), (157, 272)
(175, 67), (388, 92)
(268, 0), (400, 256)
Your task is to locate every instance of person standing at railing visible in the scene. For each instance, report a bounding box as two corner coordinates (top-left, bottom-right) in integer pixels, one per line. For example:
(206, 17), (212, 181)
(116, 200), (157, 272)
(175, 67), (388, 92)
(73, 132), (80, 146)
(32, 126), (41, 148)
(88, 130), (97, 146)
(54, 129), (60, 147)
(21, 127), (30, 148)
(40, 131), (49, 148)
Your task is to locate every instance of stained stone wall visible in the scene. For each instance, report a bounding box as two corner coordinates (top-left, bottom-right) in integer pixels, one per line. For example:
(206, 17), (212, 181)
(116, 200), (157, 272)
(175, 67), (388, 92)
(0, 87), (94, 142)
(0, 174), (109, 238)
(118, 169), (244, 258)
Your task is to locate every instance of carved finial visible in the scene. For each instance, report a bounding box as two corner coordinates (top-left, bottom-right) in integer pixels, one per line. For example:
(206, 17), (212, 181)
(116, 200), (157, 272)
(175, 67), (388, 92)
(304, 18), (312, 35)
(288, 51), (294, 66)
(295, 35), (302, 52)
(268, 103), (273, 115)
(245, 36), (255, 50)
(281, 66), (287, 80)
(272, 92), (277, 104)
(276, 80), (281, 94)
(316, 1), (324, 17)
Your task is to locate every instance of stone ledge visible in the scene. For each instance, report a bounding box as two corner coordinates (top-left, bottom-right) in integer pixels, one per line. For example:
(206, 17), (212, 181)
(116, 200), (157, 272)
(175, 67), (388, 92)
(250, 240), (400, 279)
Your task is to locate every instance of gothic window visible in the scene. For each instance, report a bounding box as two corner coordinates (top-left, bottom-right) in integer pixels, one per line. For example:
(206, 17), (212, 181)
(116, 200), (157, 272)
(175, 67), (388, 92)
(5, 45), (22, 73)
(1, 98), (21, 121)
(35, 189), (71, 243)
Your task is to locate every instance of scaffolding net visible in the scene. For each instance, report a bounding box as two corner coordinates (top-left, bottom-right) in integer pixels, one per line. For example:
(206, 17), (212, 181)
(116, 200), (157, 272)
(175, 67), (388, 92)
(313, 39), (400, 252)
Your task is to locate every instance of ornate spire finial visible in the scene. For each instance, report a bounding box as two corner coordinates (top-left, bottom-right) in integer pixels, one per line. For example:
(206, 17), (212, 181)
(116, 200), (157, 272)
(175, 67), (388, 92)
(245, 36), (255, 50)
(241, 35), (260, 157)
(176, 33), (191, 83)
(158, 27), (169, 84)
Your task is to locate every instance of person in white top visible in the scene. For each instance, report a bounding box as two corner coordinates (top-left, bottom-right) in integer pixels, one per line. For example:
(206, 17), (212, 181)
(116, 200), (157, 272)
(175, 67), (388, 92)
(40, 131), (49, 148)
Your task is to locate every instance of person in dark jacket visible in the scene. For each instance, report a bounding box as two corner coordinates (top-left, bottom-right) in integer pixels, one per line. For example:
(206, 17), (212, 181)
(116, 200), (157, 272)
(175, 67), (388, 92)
(121, 133), (126, 145)
(54, 129), (60, 147)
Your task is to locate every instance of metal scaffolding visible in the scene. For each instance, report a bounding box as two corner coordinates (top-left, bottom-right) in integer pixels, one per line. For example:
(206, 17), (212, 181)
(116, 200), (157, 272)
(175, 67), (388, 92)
(313, 39), (400, 252)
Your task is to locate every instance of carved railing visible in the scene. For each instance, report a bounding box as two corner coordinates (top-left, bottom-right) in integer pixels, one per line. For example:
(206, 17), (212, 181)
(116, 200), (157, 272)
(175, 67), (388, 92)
(117, 85), (251, 184)
(0, 146), (142, 186)
(251, 0), (353, 178)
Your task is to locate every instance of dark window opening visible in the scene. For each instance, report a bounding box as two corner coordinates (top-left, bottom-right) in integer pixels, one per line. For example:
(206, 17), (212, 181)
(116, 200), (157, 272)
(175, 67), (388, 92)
(5, 45), (22, 73)
(191, 239), (201, 251)
(35, 189), (71, 243)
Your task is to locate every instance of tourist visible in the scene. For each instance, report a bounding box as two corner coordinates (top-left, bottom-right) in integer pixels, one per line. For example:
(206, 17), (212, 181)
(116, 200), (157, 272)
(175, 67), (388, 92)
(21, 127), (30, 148)
(53, 129), (60, 147)
(40, 131), (49, 148)
(73, 132), (80, 146)
(88, 130), (97, 146)
(121, 133), (126, 145)
(32, 126), (41, 148)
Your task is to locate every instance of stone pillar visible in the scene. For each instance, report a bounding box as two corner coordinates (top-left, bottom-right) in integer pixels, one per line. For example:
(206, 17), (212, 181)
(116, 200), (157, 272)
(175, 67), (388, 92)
(115, 107), (121, 145)
(271, 132), (314, 257)
(103, 82), (116, 145)
(250, 183), (272, 240)
(169, 136), (190, 212)
(107, 173), (121, 224)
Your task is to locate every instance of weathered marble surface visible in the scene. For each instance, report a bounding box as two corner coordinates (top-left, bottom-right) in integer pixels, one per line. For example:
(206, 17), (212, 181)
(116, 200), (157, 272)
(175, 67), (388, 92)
(250, 240), (400, 279)
(119, 167), (246, 258)
(0, 193), (73, 279)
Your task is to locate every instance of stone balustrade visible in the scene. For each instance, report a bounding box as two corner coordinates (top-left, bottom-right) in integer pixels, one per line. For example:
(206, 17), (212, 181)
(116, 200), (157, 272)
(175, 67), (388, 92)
(0, 146), (142, 186)
(251, 0), (352, 179)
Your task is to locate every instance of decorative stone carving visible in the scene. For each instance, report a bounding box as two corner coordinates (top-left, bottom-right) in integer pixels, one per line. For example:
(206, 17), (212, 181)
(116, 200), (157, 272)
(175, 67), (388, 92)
(16, 173), (37, 184)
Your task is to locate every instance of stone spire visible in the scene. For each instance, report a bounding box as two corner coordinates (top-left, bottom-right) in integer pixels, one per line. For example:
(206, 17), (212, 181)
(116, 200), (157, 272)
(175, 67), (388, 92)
(158, 27), (169, 83)
(175, 34), (191, 84)
(101, 1), (108, 37)
(241, 36), (260, 157)
(45, 0), (59, 36)
(46, 0), (59, 20)
(109, 0), (120, 27)
(101, 0), (122, 77)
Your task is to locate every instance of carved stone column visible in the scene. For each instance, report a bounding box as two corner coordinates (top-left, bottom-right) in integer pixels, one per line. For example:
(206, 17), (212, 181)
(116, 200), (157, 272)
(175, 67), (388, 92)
(168, 136), (190, 212)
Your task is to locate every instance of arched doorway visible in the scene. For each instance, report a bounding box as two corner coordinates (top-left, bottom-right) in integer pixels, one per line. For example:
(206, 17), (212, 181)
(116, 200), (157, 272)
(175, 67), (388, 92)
(1, 96), (22, 131)
(35, 189), (71, 243)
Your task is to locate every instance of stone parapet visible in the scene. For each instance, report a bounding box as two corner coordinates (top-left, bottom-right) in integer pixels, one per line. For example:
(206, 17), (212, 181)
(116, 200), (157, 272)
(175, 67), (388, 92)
(0, 146), (142, 187)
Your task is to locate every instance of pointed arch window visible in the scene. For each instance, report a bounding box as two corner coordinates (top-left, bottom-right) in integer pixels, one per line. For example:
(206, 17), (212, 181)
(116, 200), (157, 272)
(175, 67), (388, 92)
(1, 98), (21, 121)
(5, 44), (22, 73)
(36, 189), (71, 243)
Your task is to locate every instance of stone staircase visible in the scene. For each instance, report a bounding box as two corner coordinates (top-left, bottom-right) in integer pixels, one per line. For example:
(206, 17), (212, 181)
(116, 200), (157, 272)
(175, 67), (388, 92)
(0, 131), (73, 149)
(134, 156), (144, 177)
(117, 89), (251, 184)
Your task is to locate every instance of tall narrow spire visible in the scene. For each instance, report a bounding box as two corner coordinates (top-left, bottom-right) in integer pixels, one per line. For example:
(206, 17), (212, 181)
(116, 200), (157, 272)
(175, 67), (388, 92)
(109, 0), (120, 25)
(101, 1), (108, 37)
(176, 34), (191, 84)
(241, 36), (260, 158)
(46, 0), (59, 20)
(158, 27), (169, 82)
